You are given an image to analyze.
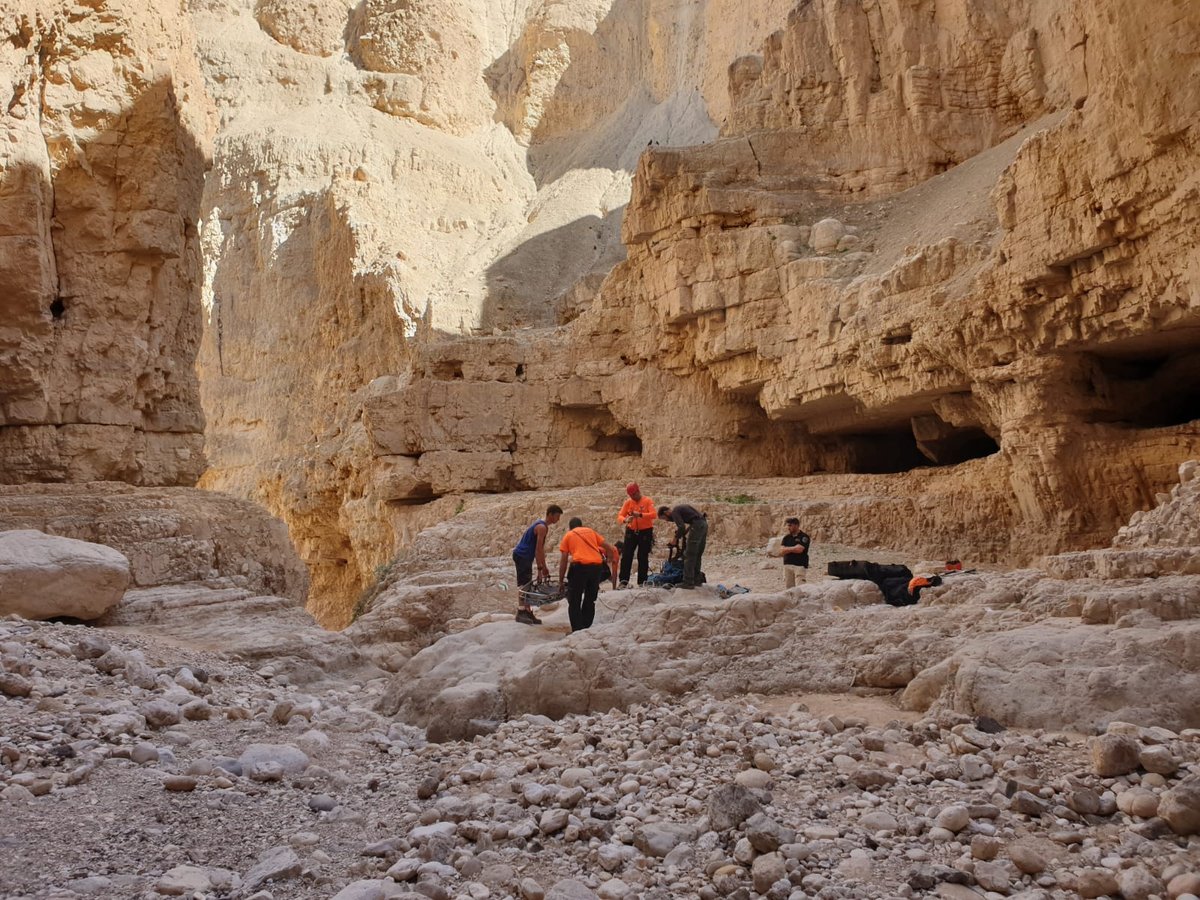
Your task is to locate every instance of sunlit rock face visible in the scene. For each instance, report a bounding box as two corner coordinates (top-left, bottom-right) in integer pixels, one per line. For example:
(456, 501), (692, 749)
(20, 0), (1192, 627)
(337, 0), (1200, 628)
(189, 0), (793, 622)
(0, 0), (213, 486)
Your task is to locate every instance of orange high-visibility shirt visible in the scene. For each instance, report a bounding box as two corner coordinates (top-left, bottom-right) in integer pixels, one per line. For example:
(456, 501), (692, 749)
(617, 496), (656, 531)
(559, 527), (606, 564)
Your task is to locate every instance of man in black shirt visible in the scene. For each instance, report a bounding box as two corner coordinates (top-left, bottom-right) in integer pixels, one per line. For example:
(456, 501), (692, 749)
(780, 517), (811, 588)
(658, 504), (707, 589)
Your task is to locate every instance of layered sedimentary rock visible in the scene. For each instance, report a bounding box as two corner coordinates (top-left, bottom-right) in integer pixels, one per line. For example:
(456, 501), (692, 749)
(191, 0), (797, 618)
(345, 0), (1200, 629)
(0, 0), (212, 485)
(0, 483), (306, 599)
(0, 2), (372, 672)
(905, 458), (1200, 728)
(0, 482), (375, 685)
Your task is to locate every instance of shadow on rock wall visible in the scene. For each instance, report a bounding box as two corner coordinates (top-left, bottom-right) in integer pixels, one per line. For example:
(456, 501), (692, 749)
(199, 173), (411, 628)
(0, 75), (209, 486)
(481, 206), (626, 331)
(479, 0), (718, 329)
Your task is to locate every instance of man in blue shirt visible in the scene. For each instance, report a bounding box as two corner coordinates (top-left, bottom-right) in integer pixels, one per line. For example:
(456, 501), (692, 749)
(512, 504), (562, 625)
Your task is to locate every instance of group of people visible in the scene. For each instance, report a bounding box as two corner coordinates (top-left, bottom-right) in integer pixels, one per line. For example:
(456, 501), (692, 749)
(510, 484), (812, 632)
(510, 484), (712, 631)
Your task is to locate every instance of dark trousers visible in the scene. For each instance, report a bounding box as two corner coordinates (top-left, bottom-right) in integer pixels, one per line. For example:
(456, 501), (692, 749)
(566, 562), (607, 631)
(619, 527), (654, 584)
(682, 517), (708, 587)
(513, 553), (533, 609)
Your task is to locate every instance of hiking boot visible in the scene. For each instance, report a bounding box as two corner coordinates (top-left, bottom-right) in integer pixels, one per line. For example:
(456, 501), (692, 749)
(678, 582), (695, 590)
(515, 609), (541, 625)
(617, 581), (629, 590)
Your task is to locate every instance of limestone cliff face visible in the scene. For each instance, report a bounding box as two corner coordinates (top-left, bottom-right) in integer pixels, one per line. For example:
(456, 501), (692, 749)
(0, 0), (212, 485)
(20, 0), (1190, 626)
(724, 0), (1067, 192)
(190, 0), (794, 621)
(354, 0), (1200, 620)
(573, 0), (1200, 556)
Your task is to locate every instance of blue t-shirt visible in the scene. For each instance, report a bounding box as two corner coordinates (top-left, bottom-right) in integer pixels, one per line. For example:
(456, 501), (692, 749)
(513, 519), (545, 560)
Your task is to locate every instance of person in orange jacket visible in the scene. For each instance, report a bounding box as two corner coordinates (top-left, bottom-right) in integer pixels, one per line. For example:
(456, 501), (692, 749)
(558, 518), (619, 631)
(616, 482), (656, 588)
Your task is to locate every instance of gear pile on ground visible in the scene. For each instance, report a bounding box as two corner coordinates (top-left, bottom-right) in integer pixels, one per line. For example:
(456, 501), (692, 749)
(2, 619), (1199, 900)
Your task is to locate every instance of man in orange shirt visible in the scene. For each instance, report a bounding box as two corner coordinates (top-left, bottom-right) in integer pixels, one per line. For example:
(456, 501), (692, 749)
(557, 517), (619, 632)
(616, 482), (656, 588)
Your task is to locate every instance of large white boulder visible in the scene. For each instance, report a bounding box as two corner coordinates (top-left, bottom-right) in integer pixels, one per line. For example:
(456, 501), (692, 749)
(901, 620), (1200, 732)
(0, 530), (130, 621)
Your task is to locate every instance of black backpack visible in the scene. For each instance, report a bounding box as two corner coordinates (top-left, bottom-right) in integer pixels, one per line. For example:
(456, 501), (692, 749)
(827, 560), (917, 606)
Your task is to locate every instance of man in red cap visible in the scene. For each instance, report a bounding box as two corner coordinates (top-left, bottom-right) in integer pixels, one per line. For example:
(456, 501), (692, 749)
(616, 482), (656, 587)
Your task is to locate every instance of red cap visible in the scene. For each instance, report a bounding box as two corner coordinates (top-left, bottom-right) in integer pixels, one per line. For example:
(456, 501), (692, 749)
(626, 482), (640, 497)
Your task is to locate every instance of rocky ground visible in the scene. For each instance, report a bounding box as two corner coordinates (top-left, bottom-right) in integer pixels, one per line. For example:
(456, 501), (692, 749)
(2, 618), (1199, 900)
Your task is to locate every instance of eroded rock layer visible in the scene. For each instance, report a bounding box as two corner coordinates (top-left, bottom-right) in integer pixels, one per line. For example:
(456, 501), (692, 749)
(0, 482), (306, 600)
(371, 462), (1200, 740)
(340, 0), (1200, 626)
(189, 0), (798, 616)
(0, 0), (212, 486)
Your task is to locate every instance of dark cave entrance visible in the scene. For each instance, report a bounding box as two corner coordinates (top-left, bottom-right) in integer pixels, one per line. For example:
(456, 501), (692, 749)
(1090, 347), (1200, 428)
(837, 415), (1000, 474)
(842, 427), (929, 474)
(558, 406), (644, 458)
(592, 429), (643, 455)
(429, 359), (464, 380)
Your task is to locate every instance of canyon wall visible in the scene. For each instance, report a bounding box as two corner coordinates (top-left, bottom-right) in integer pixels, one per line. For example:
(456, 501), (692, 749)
(189, 0), (796, 620)
(341, 0), (1200, 623)
(9, 0), (1193, 629)
(0, 2), (320, 642)
(0, 0), (212, 485)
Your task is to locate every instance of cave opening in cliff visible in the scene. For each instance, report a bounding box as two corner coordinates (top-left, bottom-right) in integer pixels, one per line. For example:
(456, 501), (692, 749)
(917, 426), (1001, 466)
(430, 360), (464, 380)
(1091, 346), (1200, 428)
(558, 405), (643, 457)
(842, 428), (930, 474)
(387, 485), (435, 506)
(592, 429), (642, 455)
(50, 297), (65, 319)
(839, 422), (999, 473)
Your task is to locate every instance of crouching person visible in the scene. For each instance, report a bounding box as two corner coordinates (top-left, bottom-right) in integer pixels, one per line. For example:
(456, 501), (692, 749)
(557, 518), (619, 632)
(658, 504), (707, 589)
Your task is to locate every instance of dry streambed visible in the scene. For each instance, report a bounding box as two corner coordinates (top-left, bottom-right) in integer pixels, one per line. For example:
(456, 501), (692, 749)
(1, 620), (1199, 900)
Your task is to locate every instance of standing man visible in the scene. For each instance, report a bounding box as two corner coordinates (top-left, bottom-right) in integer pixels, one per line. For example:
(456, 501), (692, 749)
(616, 482), (656, 588)
(780, 517), (811, 588)
(657, 504), (707, 589)
(558, 517), (619, 632)
(512, 504), (562, 625)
